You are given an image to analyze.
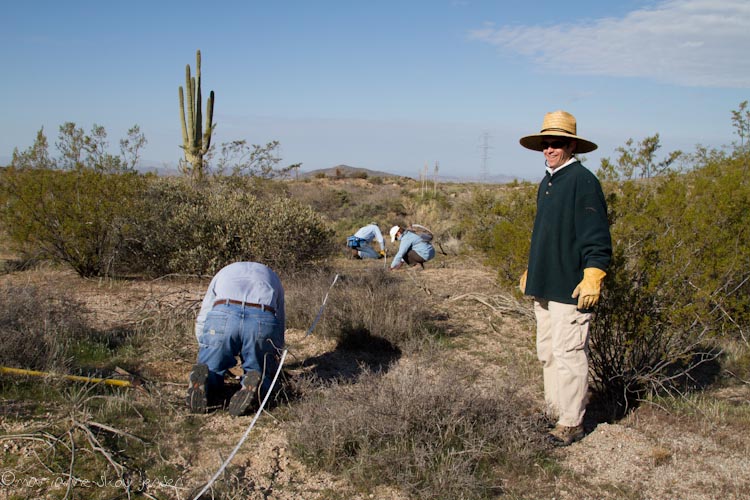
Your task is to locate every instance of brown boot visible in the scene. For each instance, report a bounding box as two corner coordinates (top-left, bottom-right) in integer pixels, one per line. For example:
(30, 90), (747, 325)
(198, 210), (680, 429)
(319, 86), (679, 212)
(547, 424), (585, 447)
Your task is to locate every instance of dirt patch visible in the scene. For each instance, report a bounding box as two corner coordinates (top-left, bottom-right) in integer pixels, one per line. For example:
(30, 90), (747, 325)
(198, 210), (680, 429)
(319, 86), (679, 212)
(2, 260), (748, 499)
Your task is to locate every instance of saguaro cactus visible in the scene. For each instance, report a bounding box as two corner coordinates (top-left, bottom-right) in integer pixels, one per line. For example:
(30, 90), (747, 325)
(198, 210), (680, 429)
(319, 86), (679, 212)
(179, 50), (215, 181)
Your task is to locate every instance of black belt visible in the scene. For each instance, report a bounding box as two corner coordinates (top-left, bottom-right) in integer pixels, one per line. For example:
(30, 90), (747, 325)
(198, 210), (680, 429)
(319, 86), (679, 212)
(213, 299), (275, 314)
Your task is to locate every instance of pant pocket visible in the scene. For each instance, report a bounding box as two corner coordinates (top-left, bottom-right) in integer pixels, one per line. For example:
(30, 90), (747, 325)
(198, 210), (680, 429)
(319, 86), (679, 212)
(563, 311), (591, 353)
(199, 312), (229, 347)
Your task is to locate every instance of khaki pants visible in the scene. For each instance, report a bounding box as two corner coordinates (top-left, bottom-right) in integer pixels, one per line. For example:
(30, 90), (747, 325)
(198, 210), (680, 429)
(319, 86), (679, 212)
(534, 299), (592, 427)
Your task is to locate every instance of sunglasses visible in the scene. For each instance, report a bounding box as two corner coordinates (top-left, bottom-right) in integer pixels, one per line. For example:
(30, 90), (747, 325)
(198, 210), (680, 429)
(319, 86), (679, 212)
(541, 140), (569, 149)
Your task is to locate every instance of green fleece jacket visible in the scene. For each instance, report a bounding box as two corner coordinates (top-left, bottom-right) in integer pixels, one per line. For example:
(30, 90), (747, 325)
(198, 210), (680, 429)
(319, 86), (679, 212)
(525, 161), (612, 305)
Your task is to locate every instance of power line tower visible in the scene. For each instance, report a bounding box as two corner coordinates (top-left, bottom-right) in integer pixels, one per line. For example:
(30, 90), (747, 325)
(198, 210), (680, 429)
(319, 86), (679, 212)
(479, 131), (493, 182)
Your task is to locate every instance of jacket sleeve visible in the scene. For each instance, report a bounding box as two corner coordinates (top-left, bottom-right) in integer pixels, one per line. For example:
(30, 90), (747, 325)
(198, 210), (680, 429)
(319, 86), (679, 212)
(575, 175), (612, 271)
(390, 235), (412, 268)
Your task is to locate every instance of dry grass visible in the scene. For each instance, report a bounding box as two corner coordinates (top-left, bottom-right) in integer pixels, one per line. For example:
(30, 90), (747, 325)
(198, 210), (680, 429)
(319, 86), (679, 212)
(0, 281), (122, 373)
(287, 360), (549, 500)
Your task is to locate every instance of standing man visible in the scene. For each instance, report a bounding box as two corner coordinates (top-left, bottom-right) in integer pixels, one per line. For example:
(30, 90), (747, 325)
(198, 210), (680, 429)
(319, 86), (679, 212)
(518, 110), (612, 446)
(187, 261), (285, 417)
(347, 222), (387, 259)
(389, 224), (435, 270)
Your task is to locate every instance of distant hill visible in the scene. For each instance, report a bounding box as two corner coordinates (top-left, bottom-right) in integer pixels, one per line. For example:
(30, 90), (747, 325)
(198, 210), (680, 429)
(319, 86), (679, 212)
(299, 164), (525, 184)
(436, 173), (526, 184)
(299, 164), (410, 180)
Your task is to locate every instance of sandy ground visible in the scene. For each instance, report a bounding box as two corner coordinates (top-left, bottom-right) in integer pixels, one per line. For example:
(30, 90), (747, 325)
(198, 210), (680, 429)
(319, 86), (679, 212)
(2, 258), (749, 499)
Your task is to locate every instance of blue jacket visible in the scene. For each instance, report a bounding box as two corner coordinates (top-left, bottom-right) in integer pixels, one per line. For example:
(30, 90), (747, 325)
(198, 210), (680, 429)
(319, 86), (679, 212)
(390, 230), (435, 268)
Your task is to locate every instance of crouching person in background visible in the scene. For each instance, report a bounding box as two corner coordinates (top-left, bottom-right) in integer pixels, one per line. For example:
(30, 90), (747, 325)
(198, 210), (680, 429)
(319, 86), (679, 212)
(187, 261), (285, 417)
(346, 222), (387, 259)
(389, 224), (435, 270)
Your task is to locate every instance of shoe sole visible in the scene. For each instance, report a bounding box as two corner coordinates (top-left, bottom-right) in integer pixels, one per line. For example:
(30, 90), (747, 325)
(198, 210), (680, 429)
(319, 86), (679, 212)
(186, 364), (209, 414)
(228, 371), (261, 417)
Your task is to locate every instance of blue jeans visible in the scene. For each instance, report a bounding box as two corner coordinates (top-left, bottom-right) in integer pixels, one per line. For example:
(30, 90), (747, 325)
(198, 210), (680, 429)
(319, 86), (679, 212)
(357, 243), (380, 259)
(196, 303), (284, 398)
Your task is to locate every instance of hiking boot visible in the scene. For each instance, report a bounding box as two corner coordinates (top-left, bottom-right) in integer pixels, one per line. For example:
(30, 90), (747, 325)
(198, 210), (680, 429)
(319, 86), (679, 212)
(186, 363), (209, 414)
(547, 424), (585, 447)
(228, 370), (261, 417)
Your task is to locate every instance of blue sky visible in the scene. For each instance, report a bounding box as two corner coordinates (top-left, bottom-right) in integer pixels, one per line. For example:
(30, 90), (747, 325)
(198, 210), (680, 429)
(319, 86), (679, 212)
(2, 0), (748, 180)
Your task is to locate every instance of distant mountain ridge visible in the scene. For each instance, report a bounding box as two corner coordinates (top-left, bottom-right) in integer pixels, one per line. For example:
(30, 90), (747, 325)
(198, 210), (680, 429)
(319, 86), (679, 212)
(299, 164), (406, 179)
(300, 164), (524, 184)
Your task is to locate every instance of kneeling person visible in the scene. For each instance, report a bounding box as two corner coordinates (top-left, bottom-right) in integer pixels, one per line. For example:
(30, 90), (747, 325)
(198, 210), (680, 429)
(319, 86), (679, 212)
(187, 261), (285, 417)
(347, 223), (386, 259)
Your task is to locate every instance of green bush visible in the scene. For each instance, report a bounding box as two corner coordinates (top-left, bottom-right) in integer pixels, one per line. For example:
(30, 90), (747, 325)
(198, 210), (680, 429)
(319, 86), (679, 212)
(456, 184), (536, 286)
(0, 167), (144, 277)
(0, 123), (146, 277)
(122, 177), (335, 276)
(590, 150), (750, 413)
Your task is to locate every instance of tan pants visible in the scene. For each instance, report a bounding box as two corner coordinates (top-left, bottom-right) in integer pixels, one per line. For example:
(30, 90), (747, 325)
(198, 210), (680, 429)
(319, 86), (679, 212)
(534, 299), (592, 427)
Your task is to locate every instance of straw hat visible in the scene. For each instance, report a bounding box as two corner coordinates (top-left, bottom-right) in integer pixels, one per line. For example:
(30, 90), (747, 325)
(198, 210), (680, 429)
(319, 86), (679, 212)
(519, 110), (597, 154)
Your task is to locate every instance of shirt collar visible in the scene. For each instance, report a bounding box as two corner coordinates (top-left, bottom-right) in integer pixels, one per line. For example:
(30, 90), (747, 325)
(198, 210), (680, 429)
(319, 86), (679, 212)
(546, 157), (577, 176)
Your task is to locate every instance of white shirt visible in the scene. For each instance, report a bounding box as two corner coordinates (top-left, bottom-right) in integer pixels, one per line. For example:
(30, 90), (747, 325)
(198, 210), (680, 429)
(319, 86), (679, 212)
(546, 156), (578, 177)
(354, 224), (385, 251)
(194, 262), (285, 340)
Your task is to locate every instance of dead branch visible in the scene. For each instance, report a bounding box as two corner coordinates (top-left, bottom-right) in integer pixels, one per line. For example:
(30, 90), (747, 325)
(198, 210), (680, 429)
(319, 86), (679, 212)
(448, 292), (534, 320)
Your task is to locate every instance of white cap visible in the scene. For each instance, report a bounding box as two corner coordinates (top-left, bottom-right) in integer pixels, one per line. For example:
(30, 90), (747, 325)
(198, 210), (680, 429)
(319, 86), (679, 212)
(389, 225), (401, 243)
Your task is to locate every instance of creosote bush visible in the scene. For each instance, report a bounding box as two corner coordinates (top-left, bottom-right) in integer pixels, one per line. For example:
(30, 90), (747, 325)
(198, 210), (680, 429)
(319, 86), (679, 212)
(288, 362), (548, 500)
(456, 184), (536, 287)
(121, 176), (335, 276)
(0, 167), (144, 277)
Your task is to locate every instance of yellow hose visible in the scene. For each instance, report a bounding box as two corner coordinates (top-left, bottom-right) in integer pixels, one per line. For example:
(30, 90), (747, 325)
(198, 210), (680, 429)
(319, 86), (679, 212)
(0, 366), (133, 387)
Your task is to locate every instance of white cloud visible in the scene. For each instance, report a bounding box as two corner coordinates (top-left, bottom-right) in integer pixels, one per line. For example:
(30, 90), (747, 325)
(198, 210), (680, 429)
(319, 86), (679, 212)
(468, 0), (750, 88)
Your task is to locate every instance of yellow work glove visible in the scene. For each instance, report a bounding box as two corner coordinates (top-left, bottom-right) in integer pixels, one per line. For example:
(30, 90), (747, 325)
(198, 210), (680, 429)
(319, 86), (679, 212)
(519, 270), (528, 294)
(572, 268), (607, 309)
(378, 250), (386, 258)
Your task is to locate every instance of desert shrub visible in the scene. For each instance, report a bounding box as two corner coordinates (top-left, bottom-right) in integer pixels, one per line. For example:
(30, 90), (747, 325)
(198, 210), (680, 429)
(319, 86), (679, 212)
(286, 268), (441, 351)
(0, 166), (144, 277)
(0, 283), (94, 372)
(121, 177), (335, 276)
(0, 124), (146, 277)
(589, 139), (750, 415)
(288, 362), (548, 500)
(456, 184), (536, 285)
